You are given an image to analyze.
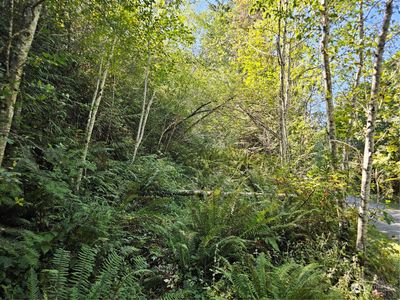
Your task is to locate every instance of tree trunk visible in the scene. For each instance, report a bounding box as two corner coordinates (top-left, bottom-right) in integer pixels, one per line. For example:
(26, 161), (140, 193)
(277, 0), (289, 164)
(343, 0), (364, 172)
(0, 1), (43, 166)
(374, 168), (380, 204)
(131, 90), (155, 163)
(320, 0), (337, 169)
(76, 38), (116, 192)
(139, 91), (155, 143)
(132, 50), (155, 163)
(356, 0), (393, 255)
(5, 0), (14, 78)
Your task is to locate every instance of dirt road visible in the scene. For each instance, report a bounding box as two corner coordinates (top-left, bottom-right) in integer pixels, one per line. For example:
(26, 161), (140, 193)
(347, 196), (400, 242)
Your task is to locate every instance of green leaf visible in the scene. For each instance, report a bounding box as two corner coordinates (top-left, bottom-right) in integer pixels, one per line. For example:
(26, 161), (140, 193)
(265, 237), (279, 251)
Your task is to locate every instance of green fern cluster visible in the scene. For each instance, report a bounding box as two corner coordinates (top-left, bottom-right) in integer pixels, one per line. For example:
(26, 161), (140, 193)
(28, 246), (145, 300)
(216, 253), (341, 300)
(146, 192), (318, 282)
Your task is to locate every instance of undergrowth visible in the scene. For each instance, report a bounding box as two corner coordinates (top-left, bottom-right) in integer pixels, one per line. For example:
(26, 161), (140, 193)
(1, 149), (398, 299)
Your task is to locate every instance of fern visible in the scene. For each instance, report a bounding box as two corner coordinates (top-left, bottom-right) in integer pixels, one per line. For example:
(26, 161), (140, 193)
(87, 250), (123, 299)
(133, 255), (153, 276)
(251, 253), (270, 297)
(43, 248), (71, 300)
(285, 263), (323, 299)
(231, 272), (257, 299)
(221, 253), (335, 300)
(114, 268), (146, 299)
(28, 268), (40, 300)
(159, 289), (188, 300)
(30, 246), (146, 300)
(70, 245), (98, 297)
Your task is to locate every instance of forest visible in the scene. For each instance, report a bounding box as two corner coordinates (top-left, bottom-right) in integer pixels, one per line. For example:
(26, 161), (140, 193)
(0, 0), (399, 299)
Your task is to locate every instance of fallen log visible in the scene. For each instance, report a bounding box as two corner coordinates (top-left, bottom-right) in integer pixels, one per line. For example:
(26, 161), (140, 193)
(140, 189), (295, 198)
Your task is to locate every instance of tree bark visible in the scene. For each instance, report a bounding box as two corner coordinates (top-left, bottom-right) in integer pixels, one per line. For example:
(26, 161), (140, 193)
(356, 0), (393, 255)
(133, 90), (155, 159)
(76, 38), (116, 192)
(131, 50), (155, 163)
(320, 0), (337, 169)
(0, 1), (43, 166)
(343, 0), (364, 172)
(5, 0), (14, 77)
(276, 0), (289, 164)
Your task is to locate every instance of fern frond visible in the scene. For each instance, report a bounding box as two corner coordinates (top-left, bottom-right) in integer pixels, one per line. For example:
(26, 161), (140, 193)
(231, 271), (257, 300)
(87, 250), (123, 299)
(133, 255), (148, 270)
(70, 245), (98, 297)
(252, 253), (270, 297)
(43, 248), (70, 300)
(159, 289), (188, 300)
(28, 268), (40, 300)
(285, 263), (325, 300)
(115, 268), (145, 300)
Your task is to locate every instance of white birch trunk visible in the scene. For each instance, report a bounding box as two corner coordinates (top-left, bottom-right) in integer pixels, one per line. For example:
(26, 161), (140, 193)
(356, 0), (393, 254)
(0, 1), (42, 166)
(76, 38), (116, 192)
(139, 91), (155, 143)
(131, 51), (155, 163)
(343, 0), (364, 172)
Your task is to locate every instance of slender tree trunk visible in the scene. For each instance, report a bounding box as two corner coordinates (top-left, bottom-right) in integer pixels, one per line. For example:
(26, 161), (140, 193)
(0, 1), (43, 166)
(76, 38), (116, 192)
(139, 91), (155, 143)
(5, 0), (14, 77)
(132, 52), (151, 163)
(356, 0), (393, 255)
(277, 0), (289, 164)
(84, 57), (104, 139)
(285, 42), (291, 113)
(374, 169), (380, 203)
(343, 0), (364, 172)
(320, 0), (337, 169)
(284, 40), (291, 160)
(132, 50), (156, 164)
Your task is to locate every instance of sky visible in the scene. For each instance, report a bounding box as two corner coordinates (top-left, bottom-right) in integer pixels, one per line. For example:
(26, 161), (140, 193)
(191, 0), (400, 54)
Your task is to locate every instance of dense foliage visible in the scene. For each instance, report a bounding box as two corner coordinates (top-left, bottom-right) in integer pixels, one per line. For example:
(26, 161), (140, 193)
(0, 0), (399, 299)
